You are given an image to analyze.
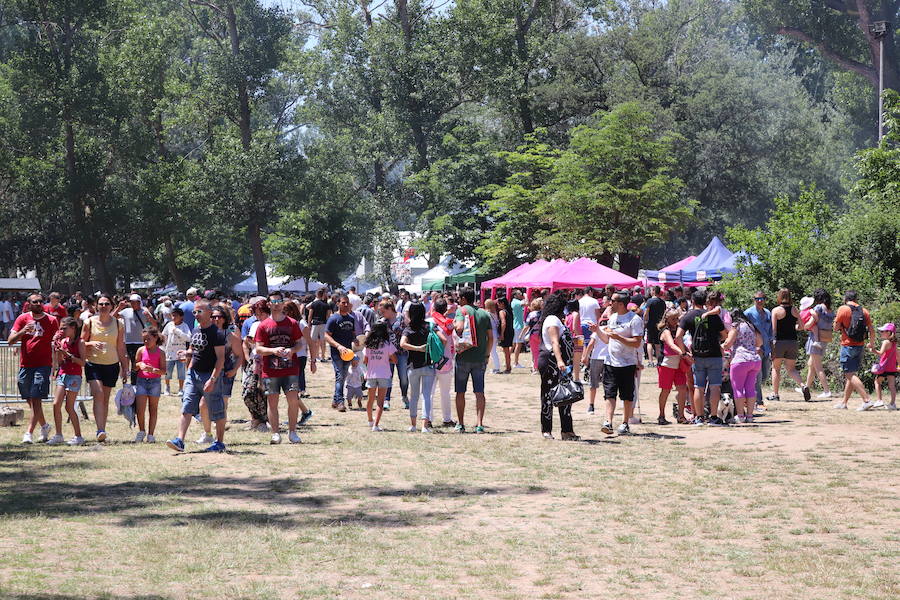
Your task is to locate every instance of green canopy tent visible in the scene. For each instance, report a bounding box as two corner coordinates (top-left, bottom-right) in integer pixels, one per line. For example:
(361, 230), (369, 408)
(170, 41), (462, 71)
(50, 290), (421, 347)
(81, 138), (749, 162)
(421, 278), (446, 292)
(445, 265), (492, 288)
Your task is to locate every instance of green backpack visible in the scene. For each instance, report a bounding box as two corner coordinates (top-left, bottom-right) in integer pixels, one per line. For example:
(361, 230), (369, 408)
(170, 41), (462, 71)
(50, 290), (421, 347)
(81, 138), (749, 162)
(427, 324), (445, 364)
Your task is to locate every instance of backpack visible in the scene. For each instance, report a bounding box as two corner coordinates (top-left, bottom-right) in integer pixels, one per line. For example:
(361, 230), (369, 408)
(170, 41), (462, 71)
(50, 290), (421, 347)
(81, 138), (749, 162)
(846, 305), (867, 343)
(691, 315), (716, 357)
(427, 324), (444, 364)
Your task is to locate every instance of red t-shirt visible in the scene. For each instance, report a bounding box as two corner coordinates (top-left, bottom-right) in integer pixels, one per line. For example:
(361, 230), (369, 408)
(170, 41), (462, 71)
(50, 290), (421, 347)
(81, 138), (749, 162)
(44, 303), (68, 320)
(57, 336), (83, 376)
(12, 313), (59, 368)
(254, 316), (302, 377)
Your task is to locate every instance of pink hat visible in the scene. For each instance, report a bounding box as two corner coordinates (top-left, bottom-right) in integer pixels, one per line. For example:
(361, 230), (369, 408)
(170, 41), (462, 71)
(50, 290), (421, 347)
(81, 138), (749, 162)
(878, 322), (895, 332)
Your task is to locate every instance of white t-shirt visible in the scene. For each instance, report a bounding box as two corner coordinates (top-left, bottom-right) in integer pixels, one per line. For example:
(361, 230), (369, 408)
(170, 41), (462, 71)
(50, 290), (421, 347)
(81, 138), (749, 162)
(348, 293), (362, 311)
(0, 300), (14, 322)
(578, 296), (601, 325)
(589, 332), (608, 361)
(605, 311), (644, 367)
(295, 318), (309, 358)
(541, 315), (565, 352)
(162, 321), (192, 361)
(248, 321), (261, 360)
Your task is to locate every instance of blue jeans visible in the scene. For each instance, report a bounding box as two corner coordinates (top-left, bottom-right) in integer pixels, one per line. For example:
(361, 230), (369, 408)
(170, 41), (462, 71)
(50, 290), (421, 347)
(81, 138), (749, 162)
(692, 356), (723, 388)
(755, 353), (771, 403)
(385, 351), (409, 402)
(330, 347), (351, 405)
(408, 365), (436, 421)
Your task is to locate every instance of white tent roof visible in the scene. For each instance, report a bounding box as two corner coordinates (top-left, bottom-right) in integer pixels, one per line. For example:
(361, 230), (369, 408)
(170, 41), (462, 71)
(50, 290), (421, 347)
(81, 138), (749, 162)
(233, 265), (291, 293)
(0, 277), (41, 291)
(279, 278), (326, 293)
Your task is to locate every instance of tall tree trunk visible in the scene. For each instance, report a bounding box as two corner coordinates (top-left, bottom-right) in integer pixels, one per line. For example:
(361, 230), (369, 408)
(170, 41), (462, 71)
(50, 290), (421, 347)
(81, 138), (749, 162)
(514, 2), (541, 134)
(226, 1), (267, 294)
(597, 251), (614, 268)
(617, 253), (641, 278)
(164, 235), (185, 291)
(395, 0), (429, 169)
(249, 221), (268, 295)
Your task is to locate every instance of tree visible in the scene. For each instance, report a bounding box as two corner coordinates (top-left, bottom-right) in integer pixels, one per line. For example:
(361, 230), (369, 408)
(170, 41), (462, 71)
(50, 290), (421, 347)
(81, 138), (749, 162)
(743, 1), (900, 102)
(540, 102), (693, 275)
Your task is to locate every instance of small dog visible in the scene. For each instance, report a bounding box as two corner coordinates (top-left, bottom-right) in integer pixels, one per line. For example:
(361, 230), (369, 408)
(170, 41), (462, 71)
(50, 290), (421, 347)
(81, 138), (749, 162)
(717, 394), (735, 423)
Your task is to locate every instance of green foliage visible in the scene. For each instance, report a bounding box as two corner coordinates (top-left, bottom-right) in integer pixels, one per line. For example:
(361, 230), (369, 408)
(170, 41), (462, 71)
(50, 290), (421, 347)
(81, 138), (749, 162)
(540, 102), (693, 260)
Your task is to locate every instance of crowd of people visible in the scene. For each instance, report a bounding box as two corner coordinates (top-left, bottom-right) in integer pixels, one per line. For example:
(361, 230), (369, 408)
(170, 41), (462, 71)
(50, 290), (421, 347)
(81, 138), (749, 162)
(4, 281), (896, 450)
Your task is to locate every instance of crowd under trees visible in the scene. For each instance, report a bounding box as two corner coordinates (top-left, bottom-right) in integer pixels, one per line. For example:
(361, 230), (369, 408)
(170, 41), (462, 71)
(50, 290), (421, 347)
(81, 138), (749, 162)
(0, 1), (896, 296)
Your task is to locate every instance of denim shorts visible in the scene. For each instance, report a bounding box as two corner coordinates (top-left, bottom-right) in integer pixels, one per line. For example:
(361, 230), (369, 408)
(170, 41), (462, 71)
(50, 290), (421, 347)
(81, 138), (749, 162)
(166, 359), (186, 380)
(18, 366), (51, 400)
(182, 369), (225, 421)
(221, 375), (236, 397)
(56, 373), (82, 392)
(135, 376), (162, 397)
(454, 361), (486, 394)
(366, 377), (391, 389)
(692, 356), (723, 388)
(262, 375), (300, 395)
(840, 345), (864, 373)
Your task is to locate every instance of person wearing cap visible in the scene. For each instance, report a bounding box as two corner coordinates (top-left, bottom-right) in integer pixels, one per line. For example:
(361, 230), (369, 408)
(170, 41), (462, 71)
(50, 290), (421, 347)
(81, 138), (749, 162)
(180, 287), (199, 331)
(113, 293), (158, 385)
(800, 289), (834, 399)
(872, 322), (897, 410)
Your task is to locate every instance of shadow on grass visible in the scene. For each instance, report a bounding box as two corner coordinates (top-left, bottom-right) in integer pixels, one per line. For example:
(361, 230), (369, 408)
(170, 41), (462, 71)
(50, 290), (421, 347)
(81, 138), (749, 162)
(0, 596), (169, 600)
(352, 483), (547, 498)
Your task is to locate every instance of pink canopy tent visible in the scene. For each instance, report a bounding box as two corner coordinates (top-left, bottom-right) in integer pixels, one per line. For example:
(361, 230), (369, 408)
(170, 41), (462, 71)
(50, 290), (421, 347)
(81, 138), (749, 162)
(549, 258), (640, 292)
(480, 260), (544, 301)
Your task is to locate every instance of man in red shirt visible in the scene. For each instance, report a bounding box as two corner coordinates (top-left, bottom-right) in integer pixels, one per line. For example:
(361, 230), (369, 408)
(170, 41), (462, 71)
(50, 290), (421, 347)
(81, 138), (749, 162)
(44, 292), (68, 320)
(833, 290), (877, 410)
(255, 291), (311, 444)
(8, 293), (60, 444)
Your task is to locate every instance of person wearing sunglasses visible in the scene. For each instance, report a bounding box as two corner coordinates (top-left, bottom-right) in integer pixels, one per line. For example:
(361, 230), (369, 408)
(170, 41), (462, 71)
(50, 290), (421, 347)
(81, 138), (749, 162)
(743, 291), (773, 409)
(82, 294), (128, 442)
(166, 299), (227, 453)
(8, 293), (60, 444)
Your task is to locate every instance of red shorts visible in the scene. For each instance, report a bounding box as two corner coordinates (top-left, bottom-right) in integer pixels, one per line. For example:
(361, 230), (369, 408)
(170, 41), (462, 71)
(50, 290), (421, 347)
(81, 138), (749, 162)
(658, 364), (687, 390)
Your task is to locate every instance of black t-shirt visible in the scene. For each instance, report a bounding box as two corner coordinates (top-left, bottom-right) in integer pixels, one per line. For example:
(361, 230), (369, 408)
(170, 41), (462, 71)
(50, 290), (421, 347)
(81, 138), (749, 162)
(308, 299), (330, 325)
(190, 324), (226, 373)
(678, 308), (725, 358)
(328, 301), (338, 314)
(402, 324), (431, 369)
(645, 297), (666, 328)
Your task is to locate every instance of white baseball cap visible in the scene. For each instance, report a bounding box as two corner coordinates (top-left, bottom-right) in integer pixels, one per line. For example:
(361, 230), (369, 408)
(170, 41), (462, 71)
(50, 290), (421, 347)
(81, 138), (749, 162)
(799, 296), (814, 311)
(129, 293), (142, 302)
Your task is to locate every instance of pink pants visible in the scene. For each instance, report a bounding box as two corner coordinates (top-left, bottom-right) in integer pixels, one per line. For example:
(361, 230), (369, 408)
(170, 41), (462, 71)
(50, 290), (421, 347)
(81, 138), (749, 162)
(730, 360), (761, 399)
(529, 333), (540, 370)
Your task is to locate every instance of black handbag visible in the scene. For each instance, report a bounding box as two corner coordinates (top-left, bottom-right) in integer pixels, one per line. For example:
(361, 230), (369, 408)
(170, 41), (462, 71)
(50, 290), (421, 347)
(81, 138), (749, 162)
(546, 371), (584, 407)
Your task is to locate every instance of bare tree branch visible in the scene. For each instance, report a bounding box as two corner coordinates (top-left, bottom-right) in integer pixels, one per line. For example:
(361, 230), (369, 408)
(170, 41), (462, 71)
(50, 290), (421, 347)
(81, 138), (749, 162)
(187, 0), (224, 15)
(777, 26), (876, 84)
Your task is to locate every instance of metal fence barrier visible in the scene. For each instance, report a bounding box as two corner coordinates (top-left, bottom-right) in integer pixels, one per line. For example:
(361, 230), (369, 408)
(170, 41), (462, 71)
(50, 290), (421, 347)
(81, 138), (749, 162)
(0, 341), (93, 405)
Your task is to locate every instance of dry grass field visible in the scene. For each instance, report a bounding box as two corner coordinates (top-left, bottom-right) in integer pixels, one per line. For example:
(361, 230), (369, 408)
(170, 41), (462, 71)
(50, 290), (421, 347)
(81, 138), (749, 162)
(1, 365), (898, 600)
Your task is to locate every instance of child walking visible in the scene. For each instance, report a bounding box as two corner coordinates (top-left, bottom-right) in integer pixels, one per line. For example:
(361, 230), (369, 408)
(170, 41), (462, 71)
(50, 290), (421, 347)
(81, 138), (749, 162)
(48, 317), (86, 445)
(872, 323), (897, 410)
(364, 321), (396, 431)
(134, 327), (166, 442)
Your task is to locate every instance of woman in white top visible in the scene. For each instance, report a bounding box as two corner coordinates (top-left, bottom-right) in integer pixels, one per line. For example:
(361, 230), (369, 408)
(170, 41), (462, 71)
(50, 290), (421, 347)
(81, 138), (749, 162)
(484, 299), (502, 374)
(537, 292), (579, 441)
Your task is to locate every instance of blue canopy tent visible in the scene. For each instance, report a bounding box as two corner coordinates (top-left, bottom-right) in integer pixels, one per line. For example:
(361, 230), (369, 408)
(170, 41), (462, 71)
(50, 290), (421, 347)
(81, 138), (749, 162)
(643, 237), (740, 284)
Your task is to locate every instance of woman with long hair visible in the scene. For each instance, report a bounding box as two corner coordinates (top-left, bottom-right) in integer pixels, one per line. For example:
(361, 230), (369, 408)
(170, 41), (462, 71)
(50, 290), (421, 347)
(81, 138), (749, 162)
(723, 313), (763, 422)
(496, 297), (514, 373)
(537, 292), (579, 440)
(401, 302), (445, 433)
(47, 317), (86, 445)
(770, 288), (808, 401)
(484, 299), (502, 374)
(82, 293), (128, 442)
(656, 309), (689, 424)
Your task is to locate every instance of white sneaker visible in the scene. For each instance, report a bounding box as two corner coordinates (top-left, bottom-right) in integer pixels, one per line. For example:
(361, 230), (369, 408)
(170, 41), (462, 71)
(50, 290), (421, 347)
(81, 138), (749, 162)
(408, 426), (417, 433)
(66, 436), (84, 446)
(39, 423), (51, 442)
(857, 401), (875, 411)
(368, 421), (374, 428)
(371, 425), (383, 432)
(22, 432), (33, 444)
(288, 431), (302, 444)
(617, 423), (630, 435)
(871, 400), (885, 409)
(146, 434), (156, 443)
(196, 432), (214, 444)
(833, 402), (848, 409)
(421, 426), (433, 433)
(817, 392), (833, 399)
(270, 433), (282, 444)
(134, 431), (146, 443)
(46, 434), (64, 445)
(164, 388), (172, 396)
